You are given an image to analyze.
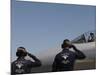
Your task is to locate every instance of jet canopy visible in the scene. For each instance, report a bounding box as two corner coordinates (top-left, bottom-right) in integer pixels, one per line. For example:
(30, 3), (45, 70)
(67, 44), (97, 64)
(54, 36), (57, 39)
(71, 30), (96, 43)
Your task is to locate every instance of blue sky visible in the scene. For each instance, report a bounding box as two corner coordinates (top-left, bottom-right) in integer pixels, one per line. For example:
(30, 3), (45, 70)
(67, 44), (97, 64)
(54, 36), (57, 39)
(11, 1), (96, 60)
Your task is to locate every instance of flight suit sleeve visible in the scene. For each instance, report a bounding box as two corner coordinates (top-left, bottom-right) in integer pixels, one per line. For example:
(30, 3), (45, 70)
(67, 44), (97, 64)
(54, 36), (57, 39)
(11, 62), (16, 75)
(52, 55), (59, 72)
(27, 53), (42, 67)
(72, 45), (86, 59)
